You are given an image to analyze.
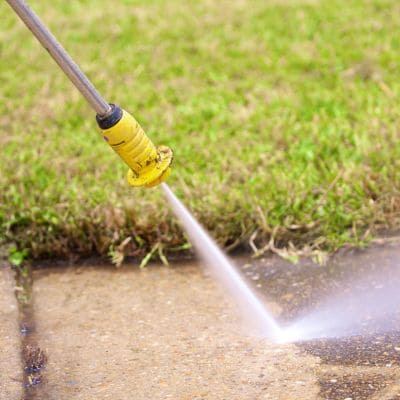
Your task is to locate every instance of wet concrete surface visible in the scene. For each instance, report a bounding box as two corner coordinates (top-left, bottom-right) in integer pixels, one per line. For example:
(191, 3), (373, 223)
(5, 240), (400, 399)
(0, 265), (23, 400)
(243, 239), (400, 399)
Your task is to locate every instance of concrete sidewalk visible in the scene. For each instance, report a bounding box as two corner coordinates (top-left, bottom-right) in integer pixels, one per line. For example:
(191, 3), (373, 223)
(3, 241), (400, 399)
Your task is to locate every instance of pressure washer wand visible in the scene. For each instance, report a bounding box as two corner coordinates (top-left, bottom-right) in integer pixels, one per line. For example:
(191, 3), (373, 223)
(5, 0), (173, 188)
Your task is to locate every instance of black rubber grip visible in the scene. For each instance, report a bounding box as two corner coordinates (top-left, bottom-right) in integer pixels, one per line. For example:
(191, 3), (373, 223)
(96, 104), (123, 129)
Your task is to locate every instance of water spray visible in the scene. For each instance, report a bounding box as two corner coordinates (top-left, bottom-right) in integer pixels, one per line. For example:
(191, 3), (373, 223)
(7, 0), (281, 341)
(162, 184), (283, 339)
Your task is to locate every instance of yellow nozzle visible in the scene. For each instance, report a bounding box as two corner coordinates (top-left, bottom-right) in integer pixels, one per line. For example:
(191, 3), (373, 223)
(98, 106), (173, 188)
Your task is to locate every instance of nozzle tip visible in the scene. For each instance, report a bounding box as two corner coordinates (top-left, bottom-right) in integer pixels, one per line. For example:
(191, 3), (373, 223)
(127, 145), (173, 188)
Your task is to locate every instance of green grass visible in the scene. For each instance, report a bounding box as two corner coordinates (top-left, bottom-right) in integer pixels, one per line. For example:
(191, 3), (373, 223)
(1, 0), (400, 261)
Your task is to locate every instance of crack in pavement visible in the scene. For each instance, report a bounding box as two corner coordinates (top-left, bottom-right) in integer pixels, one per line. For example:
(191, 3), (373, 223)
(13, 264), (49, 400)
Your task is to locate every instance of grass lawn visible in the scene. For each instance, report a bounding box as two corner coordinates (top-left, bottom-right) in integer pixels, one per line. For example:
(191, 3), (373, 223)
(1, 0), (400, 262)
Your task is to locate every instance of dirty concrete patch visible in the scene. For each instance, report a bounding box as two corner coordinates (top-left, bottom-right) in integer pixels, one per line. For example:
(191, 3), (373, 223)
(302, 334), (400, 366)
(32, 264), (319, 400)
(0, 265), (23, 400)
(318, 373), (389, 400)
